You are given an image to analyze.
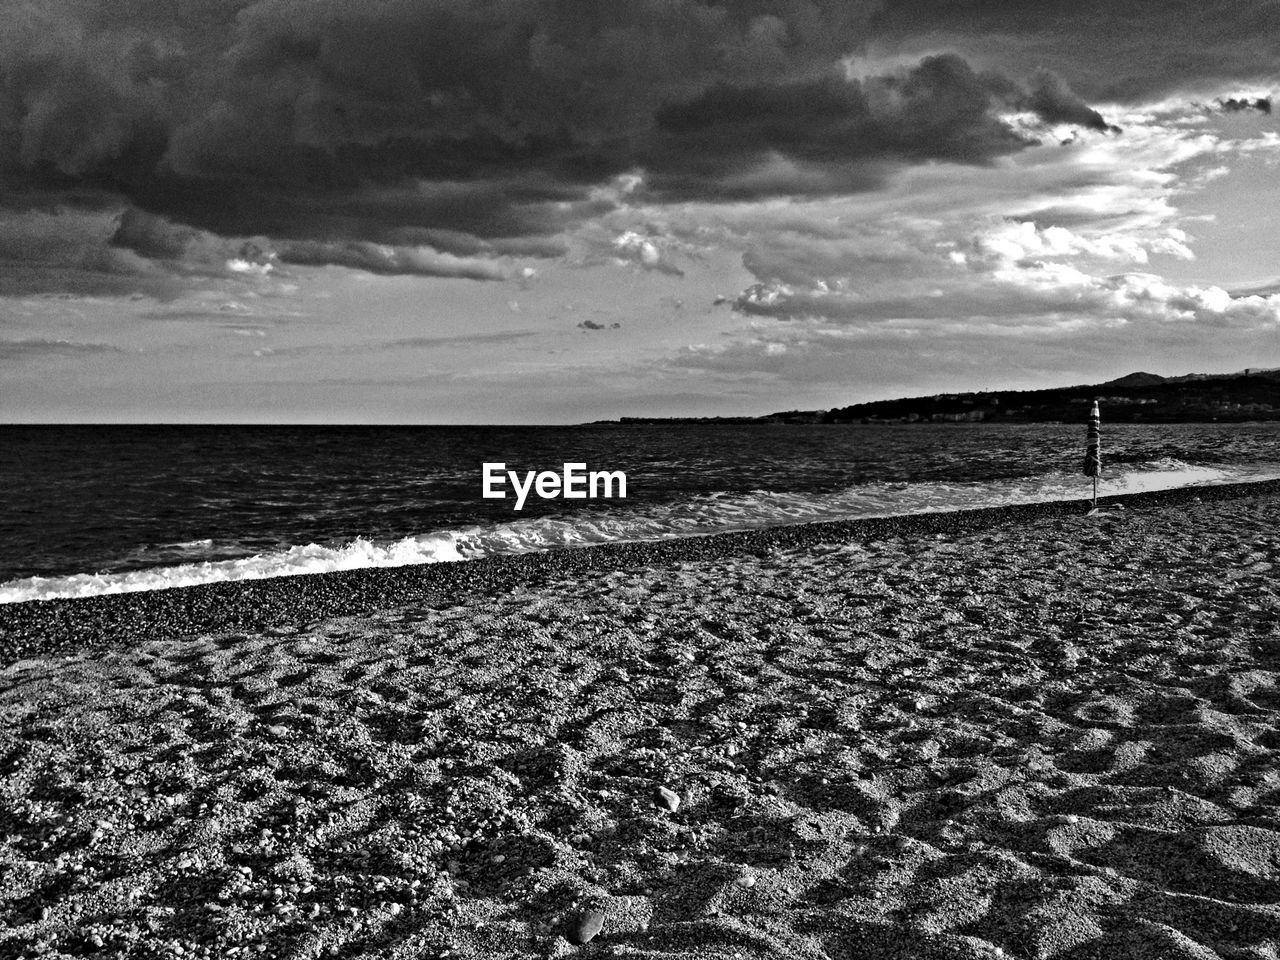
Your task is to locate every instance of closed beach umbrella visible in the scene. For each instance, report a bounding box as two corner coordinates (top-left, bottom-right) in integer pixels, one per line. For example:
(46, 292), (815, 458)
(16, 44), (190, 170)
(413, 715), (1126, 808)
(1082, 400), (1101, 506)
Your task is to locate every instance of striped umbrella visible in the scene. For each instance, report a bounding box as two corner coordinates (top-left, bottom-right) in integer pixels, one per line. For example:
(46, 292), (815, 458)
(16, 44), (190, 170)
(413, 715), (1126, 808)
(1082, 400), (1101, 507)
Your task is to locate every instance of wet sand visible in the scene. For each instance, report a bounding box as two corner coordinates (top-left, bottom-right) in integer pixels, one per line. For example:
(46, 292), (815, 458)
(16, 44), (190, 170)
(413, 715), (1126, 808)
(2, 483), (1279, 959)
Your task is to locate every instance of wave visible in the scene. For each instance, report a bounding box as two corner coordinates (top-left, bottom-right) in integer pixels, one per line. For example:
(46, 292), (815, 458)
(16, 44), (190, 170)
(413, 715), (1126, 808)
(3, 458), (1276, 604)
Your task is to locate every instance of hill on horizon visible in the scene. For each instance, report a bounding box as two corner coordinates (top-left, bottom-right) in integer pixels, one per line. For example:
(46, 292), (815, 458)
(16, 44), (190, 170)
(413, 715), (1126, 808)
(603, 368), (1280, 425)
(1100, 371), (1167, 388)
(817, 368), (1280, 424)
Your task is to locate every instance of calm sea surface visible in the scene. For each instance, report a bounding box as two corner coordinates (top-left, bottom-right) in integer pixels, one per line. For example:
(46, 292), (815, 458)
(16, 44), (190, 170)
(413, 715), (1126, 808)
(3, 422), (1279, 601)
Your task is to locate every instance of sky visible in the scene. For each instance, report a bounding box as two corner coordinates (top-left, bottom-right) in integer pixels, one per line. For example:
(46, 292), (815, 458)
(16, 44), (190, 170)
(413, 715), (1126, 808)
(1, 0), (1278, 423)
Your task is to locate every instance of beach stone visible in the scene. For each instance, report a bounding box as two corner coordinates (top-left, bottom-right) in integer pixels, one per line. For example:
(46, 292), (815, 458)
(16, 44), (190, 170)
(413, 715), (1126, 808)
(570, 907), (607, 945)
(654, 786), (681, 812)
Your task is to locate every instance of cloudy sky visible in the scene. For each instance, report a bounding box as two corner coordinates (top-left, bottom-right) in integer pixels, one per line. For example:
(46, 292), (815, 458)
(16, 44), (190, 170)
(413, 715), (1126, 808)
(2, 0), (1278, 422)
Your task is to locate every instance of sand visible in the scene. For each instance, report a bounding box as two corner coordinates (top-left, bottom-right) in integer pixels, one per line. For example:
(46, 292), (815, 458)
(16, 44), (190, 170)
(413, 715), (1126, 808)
(2, 484), (1279, 959)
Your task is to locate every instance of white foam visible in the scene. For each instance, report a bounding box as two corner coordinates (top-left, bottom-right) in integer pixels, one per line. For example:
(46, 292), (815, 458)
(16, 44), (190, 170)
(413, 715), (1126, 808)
(0, 534), (467, 603)
(3, 459), (1276, 604)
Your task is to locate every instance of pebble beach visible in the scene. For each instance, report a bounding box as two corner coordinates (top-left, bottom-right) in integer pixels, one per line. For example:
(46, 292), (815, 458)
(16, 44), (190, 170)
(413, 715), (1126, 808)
(2, 482), (1279, 959)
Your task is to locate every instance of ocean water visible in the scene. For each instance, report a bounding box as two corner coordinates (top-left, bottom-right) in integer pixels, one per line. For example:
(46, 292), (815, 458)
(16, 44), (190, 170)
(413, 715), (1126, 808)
(2, 422), (1279, 603)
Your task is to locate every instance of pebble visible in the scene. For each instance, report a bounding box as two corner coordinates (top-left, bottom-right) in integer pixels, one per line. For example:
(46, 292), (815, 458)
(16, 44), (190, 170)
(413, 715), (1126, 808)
(571, 907), (607, 945)
(654, 786), (681, 812)
(734, 874), (757, 889)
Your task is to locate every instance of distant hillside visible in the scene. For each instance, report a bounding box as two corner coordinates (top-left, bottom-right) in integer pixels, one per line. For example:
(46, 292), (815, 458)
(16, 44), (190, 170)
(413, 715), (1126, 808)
(1101, 371), (1166, 388)
(590, 369), (1280, 425)
(821, 369), (1280, 424)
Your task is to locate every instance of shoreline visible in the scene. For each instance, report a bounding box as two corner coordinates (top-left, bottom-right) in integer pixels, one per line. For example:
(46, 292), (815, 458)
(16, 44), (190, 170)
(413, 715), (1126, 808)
(3, 477), (1279, 664)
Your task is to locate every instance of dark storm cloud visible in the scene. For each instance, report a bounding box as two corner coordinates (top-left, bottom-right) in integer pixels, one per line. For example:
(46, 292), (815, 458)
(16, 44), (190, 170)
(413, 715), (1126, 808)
(110, 207), (512, 280)
(640, 57), (1121, 199)
(0, 0), (1123, 285)
(1026, 72), (1119, 132)
(0, 206), (188, 297)
(110, 208), (245, 265)
(645, 56), (1036, 199)
(1219, 97), (1272, 114)
(1, 1), (880, 231)
(867, 0), (1280, 103)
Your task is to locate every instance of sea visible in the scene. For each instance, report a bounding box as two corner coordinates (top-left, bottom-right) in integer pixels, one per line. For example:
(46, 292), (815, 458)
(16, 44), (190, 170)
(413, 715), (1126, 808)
(3, 422), (1279, 604)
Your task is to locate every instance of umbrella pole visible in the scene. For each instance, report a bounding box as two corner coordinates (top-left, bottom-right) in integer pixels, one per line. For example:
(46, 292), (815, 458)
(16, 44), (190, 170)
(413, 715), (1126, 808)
(1093, 475), (1097, 508)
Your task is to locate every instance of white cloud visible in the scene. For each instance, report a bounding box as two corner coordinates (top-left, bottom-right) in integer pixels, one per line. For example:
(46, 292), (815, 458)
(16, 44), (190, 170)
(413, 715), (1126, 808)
(226, 257), (275, 276)
(639, 91), (1280, 390)
(961, 218), (1193, 266)
(610, 230), (685, 276)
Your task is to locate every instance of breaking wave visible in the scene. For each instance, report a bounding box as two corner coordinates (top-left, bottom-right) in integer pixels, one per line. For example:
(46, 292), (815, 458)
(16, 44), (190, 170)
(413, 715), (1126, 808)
(2, 458), (1275, 603)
